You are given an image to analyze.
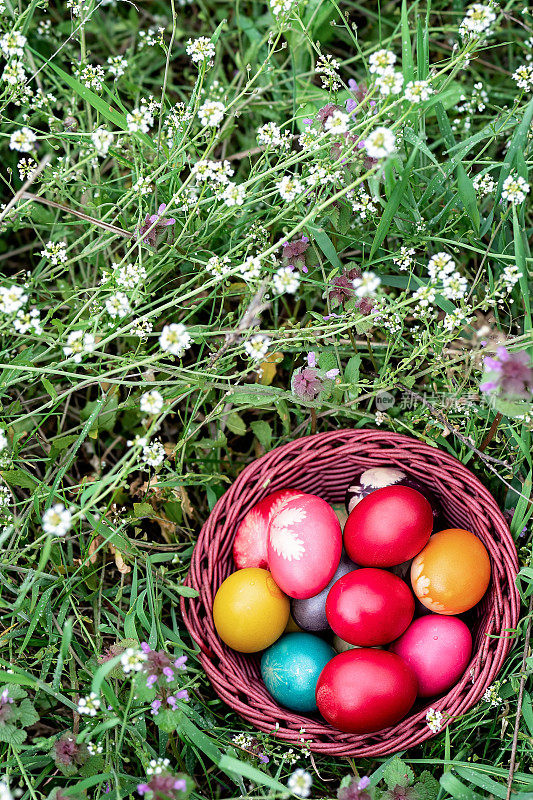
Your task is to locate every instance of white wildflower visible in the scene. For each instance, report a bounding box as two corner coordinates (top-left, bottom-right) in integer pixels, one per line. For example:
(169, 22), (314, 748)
(277, 175), (304, 201)
(368, 49), (396, 74)
(186, 36), (215, 64)
(352, 271), (381, 297)
(222, 182), (246, 206)
(244, 333), (270, 361)
(41, 241), (67, 266)
(376, 67), (404, 96)
(63, 330), (95, 363)
(140, 390), (164, 414)
(426, 707), (443, 733)
(159, 323), (192, 357)
(105, 292), (131, 319)
(120, 647), (148, 674)
(365, 127), (396, 159)
(502, 173), (530, 205)
(287, 769), (312, 799)
(91, 127), (114, 156)
(198, 100), (225, 127)
(404, 79), (433, 103)
(77, 692), (101, 717)
(43, 503), (72, 537)
(0, 284), (28, 314)
(273, 266), (300, 294)
(9, 127), (37, 152)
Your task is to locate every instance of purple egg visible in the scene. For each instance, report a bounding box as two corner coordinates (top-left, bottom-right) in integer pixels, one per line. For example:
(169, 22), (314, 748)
(345, 466), (439, 518)
(291, 552), (359, 632)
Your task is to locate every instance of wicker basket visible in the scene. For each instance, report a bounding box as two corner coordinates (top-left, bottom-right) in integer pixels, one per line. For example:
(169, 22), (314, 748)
(181, 430), (519, 756)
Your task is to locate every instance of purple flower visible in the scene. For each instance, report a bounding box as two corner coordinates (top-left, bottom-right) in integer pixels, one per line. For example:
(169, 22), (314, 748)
(291, 353), (339, 401)
(175, 689), (189, 701)
(138, 203), (176, 247)
(358, 778), (371, 790)
(338, 775), (372, 800)
(147, 674), (158, 687)
(163, 667), (175, 683)
(137, 776), (188, 799)
(174, 656), (188, 670)
(151, 699), (162, 715)
(480, 346), (533, 400)
(0, 689), (13, 723)
(325, 267), (375, 314)
(53, 733), (89, 773)
(282, 236), (310, 268)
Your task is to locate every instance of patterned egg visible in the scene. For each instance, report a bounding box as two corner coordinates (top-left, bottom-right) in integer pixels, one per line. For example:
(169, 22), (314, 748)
(213, 568), (290, 652)
(233, 489), (302, 569)
(267, 493), (342, 599)
(326, 568), (414, 646)
(390, 615), (472, 697)
(261, 633), (335, 712)
(316, 649), (418, 733)
(291, 552), (359, 632)
(411, 528), (491, 614)
(345, 466), (439, 517)
(344, 485), (433, 567)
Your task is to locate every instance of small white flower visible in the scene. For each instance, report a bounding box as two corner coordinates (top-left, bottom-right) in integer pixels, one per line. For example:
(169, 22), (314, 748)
(257, 121), (291, 150)
(221, 182), (246, 206)
(113, 262), (147, 290)
(41, 241), (67, 266)
(87, 742), (104, 755)
(352, 271), (381, 297)
(127, 106), (154, 134)
(459, 3), (497, 39)
(427, 252), (456, 281)
(368, 48), (396, 74)
(404, 79), (433, 103)
(240, 255), (262, 281)
(14, 307), (43, 335)
(502, 173), (530, 205)
(186, 36), (215, 64)
(2, 61), (26, 85)
(207, 254), (232, 278)
(9, 127), (37, 153)
(107, 54), (128, 78)
(244, 334), (270, 361)
(277, 175), (304, 202)
(140, 389), (164, 414)
(133, 176), (152, 196)
(0, 284), (28, 314)
(75, 63), (105, 91)
(0, 431), (7, 452)
(142, 440), (165, 467)
(92, 127), (114, 156)
(0, 30), (27, 57)
(351, 189), (378, 220)
(393, 246), (416, 271)
(105, 292), (131, 319)
(77, 692), (101, 717)
(43, 503), (72, 537)
(376, 67), (404, 96)
(147, 757), (171, 776)
(269, 0), (295, 16)
(483, 683), (503, 706)
(63, 330), (96, 363)
(0, 779), (14, 800)
(513, 64), (533, 91)
(159, 323), (192, 357)
(365, 127), (396, 159)
(473, 173), (496, 197)
(442, 271), (468, 300)
(425, 707), (443, 733)
(120, 647), (148, 674)
(287, 769), (312, 799)
(324, 110), (351, 134)
(198, 100), (225, 127)
(273, 266), (300, 295)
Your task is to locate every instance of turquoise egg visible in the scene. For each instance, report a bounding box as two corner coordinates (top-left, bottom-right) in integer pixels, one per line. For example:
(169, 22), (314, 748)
(261, 632), (335, 712)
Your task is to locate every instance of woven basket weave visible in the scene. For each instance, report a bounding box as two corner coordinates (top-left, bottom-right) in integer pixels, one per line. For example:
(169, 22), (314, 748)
(181, 430), (519, 756)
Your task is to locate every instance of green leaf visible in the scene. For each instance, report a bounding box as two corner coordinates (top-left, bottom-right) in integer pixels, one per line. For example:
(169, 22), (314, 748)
(0, 469), (38, 490)
(370, 145), (420, 257)
(435, 102), (480, 235)
(440, 773), (483, 800)
(415, 771), (440, 800)
(225, 412), (247, 436)
(250, 420), (272, 450)
(454, 767), (509, 799)
(218, 755), (288, 793)
(345, 354), (361, 399)
(173, 585), (199, 598)
(383, 757), (415, 790)
(0, 723), (26, 748)
(307, 225), (343, 269)
(401, 0), (414, 83)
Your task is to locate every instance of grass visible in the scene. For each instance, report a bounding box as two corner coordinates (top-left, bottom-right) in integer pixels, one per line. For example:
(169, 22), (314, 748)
(0, 0), (532, 798)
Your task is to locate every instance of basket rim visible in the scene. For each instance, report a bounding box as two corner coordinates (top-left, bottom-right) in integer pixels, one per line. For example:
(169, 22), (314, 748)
(181, 429), (520, 757)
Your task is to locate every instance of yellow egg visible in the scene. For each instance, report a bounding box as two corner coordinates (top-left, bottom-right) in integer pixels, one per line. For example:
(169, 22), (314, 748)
(213, 568), (290, 652)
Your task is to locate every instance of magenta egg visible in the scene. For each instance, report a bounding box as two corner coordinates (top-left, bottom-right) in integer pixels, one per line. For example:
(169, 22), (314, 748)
(233, 489), (302, 569)
(390, 615), (472, 697)
(267, 493), (342, 599)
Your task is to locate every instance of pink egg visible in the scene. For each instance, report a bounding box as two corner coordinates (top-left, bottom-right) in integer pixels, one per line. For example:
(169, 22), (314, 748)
(267, 493), (342, 599)
(233, 489), (302, 569)
(390, 615), (472, 697)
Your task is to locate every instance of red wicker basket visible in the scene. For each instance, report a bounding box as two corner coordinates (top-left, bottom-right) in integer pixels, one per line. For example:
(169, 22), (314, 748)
(181, 430), (519, 756)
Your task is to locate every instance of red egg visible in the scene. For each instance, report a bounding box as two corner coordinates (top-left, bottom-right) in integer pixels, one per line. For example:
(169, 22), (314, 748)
(326, 568), (414, 646)
(390, 615), (472, 697)
(267, 493), (342, 599)
(233, 489), (302, 569)
(344, 485), (433, 567)
(316, 649), (418, 733)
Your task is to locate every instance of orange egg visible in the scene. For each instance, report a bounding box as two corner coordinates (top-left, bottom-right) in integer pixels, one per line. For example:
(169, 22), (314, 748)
(213, 568), (290, 652)
(411, 528), (490, 614)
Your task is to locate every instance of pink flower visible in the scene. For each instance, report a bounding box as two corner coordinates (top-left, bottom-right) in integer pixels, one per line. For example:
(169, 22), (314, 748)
(291, 352), (339, 401)
(480, 346), (533, 399)
(139, 203), (176, 246)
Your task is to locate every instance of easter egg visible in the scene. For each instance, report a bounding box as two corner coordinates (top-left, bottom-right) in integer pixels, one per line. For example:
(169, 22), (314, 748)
(316, 649), (418, 733)
(344, 485), (433, 567)
(267, 493), (342, 599)
(411, 528), (491, 614)
(213, 568), (289, 652)
(291, 552), (359, 632)
(233, 489), (302, 569)
(261, 633), (335, 712)
(345, 466), (439, 517)
(326, 568), (414, 646)
(390, 615), (472, 697)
